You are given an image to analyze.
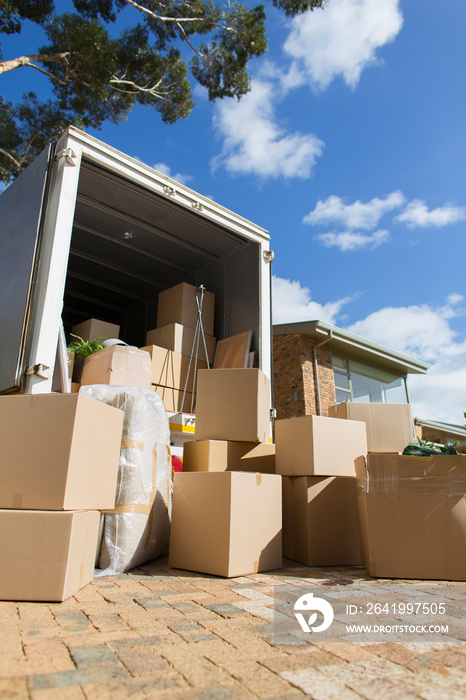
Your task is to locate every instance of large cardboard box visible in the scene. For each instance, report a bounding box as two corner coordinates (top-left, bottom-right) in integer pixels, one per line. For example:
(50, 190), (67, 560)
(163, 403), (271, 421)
(71, 318), (120, 343)
(81, 346), (152, 388)
(183, 440), (275, 474)
(146, 323), (216, 364)
(153, 385), (193, 413)
(329, 402), (414, 453)
(355, 453), (466, 581)
(157, 282), (215, 336)
(275, 415), (367, 477)
(282, 476), (361, 566)
(169, 472), (282, 577)
(195, 368), (271, 443)
(0, 393), (123, 510)
(140, 344), (207, 392)
(0, 510), (100, 601)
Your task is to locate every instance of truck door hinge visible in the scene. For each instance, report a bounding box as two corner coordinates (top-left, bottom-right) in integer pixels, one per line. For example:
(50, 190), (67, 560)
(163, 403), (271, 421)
(55, 148), (76, 166)
(25, 364), (50, 380)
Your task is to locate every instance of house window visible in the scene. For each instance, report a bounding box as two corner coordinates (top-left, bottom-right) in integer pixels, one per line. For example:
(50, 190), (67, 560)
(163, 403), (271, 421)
(333, 356), (408, 404)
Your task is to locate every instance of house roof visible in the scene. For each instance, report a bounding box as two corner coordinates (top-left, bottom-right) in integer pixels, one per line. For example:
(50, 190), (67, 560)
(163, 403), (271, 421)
(415, 418), (466, 438)
(273, 320), (429, 376)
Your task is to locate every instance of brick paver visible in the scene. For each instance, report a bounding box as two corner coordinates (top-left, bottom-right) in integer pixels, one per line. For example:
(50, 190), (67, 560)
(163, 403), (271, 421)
(0, 557), (465, 699)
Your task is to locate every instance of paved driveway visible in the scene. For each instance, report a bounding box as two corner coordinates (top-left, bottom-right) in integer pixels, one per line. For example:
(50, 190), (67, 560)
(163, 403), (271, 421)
(1, 558), (465, 699)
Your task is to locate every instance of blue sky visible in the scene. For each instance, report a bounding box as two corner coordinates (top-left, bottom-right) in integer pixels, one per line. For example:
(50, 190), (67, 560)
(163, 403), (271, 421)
(2, 0), (466, 424)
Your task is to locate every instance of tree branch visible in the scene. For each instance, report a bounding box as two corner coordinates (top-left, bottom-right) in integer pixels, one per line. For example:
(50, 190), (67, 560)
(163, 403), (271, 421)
(0, 53), (70, 84)
(0, 147), (23, 170)
(110, 73), (173, 99)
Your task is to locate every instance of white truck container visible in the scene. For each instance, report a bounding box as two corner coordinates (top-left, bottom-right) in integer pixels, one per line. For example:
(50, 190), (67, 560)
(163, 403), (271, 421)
(0, 127), (273, 397)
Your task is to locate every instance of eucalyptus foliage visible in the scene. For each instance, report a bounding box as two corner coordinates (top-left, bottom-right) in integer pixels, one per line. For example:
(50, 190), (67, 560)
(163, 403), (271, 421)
(0, 0), (324, 182)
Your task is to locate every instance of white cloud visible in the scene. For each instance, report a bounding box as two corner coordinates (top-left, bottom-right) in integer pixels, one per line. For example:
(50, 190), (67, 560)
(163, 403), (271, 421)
(272, 275), (352, 324)
(153, 162), (192, 186)
(315, 228), (389, 251)
(345, 295), (466, 423)
(395, 199), (466, 228)
(304, 191), (405, 229)
(211, 80), (324, 179)
(284, 0), (403, 91)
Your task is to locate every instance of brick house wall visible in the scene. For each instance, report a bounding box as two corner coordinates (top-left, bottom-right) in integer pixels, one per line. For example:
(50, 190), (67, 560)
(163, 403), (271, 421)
(273, 333), (336, 420)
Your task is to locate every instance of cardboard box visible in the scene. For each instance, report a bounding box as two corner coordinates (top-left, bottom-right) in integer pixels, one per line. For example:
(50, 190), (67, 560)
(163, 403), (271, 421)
(355, 453), (466, 581)
(0, 393), (123, 510)
(153, 385), (193, 413)
(282, 476), (361, 566)
(169, 472), (282, 577)
(195, 369), (271, 443)
(81, 346), (152, 389)
(146, 323), (216, 364)
(157, 282), (215, 336)
(71, 318), (120, 343)
(328, 402), (414, 453)
(140, 344), (207, 392)
(275, 415), (367, 477)
(0, 510), (100, 601)
(183, 440), (275, 473)
(157, 282), (215, 335)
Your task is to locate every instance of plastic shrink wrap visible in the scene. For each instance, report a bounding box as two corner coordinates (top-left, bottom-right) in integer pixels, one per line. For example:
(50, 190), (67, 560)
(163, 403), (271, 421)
(79, 385), (172, 574)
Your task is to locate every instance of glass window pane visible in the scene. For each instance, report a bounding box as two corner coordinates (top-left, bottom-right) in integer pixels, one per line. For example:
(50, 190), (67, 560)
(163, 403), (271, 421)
(332, 355), (346, 369)
(351, 371), (384, 402)
(383, 377), (407, 403)
(334, 369), (350, 390)
(335, 388), (351, 404)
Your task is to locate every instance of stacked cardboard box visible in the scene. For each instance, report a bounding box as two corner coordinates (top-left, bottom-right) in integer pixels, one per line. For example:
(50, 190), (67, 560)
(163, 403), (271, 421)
(328, 402), (414, 453)
(0, 393), (123, 601)
(70, 317), (121, 384)
(169, 368), (282, 577)
(147, 283), (216, 364)
(275, 415), (367, 567)
(80, 345), (152, 389)
(355, 452), (466, 581)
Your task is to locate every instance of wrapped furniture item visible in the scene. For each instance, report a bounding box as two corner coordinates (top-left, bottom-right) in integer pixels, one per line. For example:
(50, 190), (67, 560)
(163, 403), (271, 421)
(79, 385), (172, 574)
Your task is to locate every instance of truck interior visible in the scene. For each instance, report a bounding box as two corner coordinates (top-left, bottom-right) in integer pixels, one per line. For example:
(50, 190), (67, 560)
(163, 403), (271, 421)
(63, 158), (262, 352)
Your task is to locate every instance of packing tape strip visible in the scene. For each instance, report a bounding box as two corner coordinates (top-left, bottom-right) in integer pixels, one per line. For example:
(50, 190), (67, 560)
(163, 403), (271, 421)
(103, 504), (152, 516)
(255, 474), (262, 486)
(121, 438), (145, 451)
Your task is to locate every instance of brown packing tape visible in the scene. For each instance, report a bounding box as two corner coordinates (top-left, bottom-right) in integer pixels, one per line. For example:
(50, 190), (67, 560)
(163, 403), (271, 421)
(103, 504), (152, 516)
(253, 560), (259, 573)
(256, 474), (262, 486)
(121, 438), (145, 451)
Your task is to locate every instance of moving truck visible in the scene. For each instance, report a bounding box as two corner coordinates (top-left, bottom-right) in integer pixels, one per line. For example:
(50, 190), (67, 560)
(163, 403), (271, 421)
(0, 126), (273, 397)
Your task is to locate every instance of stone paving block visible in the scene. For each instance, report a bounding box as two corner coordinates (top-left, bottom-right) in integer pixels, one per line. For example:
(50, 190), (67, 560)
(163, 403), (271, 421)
(160, 645), (240, 690)
(52, 611), (92, 629)
(133, 596), (171, 610)
(17, 604), (59, 628)
(22, 635), (75, 675)
(258, 648), (344, 674)
(212, 656), (304, 698)
(87, 613), (133, 633)
(0, 676), (29, 698)
(313, 641), (379, 664)
(365, 642), (442, 673)
(205, 603), (247, 618)
(109, 637), (176, 677)
(30, 684), (86, 699)
(345, 675), (421, 700)
(280, 668), (363, 699)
